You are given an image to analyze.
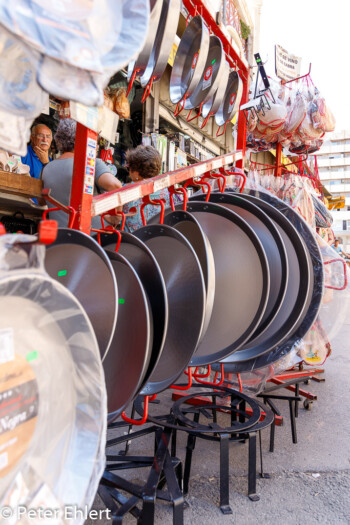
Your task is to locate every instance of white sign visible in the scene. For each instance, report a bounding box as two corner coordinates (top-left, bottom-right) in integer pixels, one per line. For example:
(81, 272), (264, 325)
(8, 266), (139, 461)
(275, 45), (302, 82)
(70, 102), (99, 131)
(97, 106), (119, 144)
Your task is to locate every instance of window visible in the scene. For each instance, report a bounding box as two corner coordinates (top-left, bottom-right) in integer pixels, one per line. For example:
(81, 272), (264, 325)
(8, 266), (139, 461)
(343, 220), (347, 230)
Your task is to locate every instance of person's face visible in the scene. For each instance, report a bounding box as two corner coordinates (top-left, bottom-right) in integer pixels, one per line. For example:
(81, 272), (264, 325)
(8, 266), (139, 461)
(335, 241), (339, 247)
(31, 125), (52, 151)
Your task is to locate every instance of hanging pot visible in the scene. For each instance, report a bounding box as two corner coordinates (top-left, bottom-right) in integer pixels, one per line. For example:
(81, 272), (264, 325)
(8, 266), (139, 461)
(45, 228), (118, 360)
(169, 15), (210, 104)
(102, 249), (153, 423)
(140, 0), (181, 87)
(98, 231), (168, 389)
(184, 35), (226, 111)
(133, 224), (206, 394)
(193, 191), (288, 340)
(215, 70), (243, 126)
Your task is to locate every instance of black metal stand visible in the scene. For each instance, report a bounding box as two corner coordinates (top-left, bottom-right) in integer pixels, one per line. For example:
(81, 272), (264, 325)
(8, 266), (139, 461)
(135, 385), (274, 514)
(99, 420), (184, 524)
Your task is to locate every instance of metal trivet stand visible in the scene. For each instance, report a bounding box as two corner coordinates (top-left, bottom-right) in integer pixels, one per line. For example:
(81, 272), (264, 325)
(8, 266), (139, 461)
(99, 420), (184, 525)
(135, 384), (274, 514)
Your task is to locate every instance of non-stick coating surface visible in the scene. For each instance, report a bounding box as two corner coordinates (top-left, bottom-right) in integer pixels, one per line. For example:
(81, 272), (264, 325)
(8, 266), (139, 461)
(99, 231), (168, 386)
(134, 224), (206, 394)
(214, 189), (323, 372)
(103, 250), (153, 422)
(193, 192), (288, 339)
(176, 202), (270, 365)
(45, 228), (117, 360)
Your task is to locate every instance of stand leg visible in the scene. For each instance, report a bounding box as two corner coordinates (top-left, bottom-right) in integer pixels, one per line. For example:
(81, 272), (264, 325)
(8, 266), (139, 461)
(183, 433), (196, 495)
(248, 432), (259, 501)
(163, 451), (184, 525)
(258, 430), (270, 479)
(219, 433), (232, 514)
(295, 383), (299, 418)
(289, 400), (297, 444)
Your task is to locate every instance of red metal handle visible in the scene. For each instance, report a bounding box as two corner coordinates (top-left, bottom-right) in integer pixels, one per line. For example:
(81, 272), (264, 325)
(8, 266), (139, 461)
(140, 195), (166, 226)
(187, 102), (203, 122)
(141, 76), (157, 104)
(216, 120), (228, 137)
(193, 365), (211, 378)
(324, 258), (348, 290)
(42, 206), (76, 229)
(170, 367), (193, 391)
(202, 172), (226, 193)
(121, 395), (150, 426)
(201, 111), (213, 129)
(0, 223), (6, 236)
(91, 227), (122, 252)
(168, 185), (188, 211)
(220, 168), (246, 193)
(174, 93), (189, 117)
(126, 67), (140, 97)
(184, 177), (211, 202)
(100, 210), (125, 231)
(193, 363), (224, 387)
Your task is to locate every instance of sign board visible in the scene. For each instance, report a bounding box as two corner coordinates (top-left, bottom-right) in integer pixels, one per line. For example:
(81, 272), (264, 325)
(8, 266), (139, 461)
(97, 106), (119, 144)
(275, 45), (302, 82)
(70, 102), (99, 132)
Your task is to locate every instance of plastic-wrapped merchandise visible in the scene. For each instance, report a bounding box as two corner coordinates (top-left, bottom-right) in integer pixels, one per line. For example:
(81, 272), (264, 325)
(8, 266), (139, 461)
(114, 88), (130, 119)
(0, 234), (107, 524)
(284, 90), (307, 135)
(0, 27), (47, 118)
(0, 110), (33, 156)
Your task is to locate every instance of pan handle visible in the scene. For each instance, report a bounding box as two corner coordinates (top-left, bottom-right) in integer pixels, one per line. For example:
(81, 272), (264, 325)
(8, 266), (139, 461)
(141, 75), (157, 104)
(121, 395), (153, 426)
(216, 120), (229, 137)
(201, 111), (214, 129)
(187, 102), (204, 123)
(220, 168), (246, 193)
(193, 363), (225, 387)
(170, 367), (193, 390)
(202, 172), (226, 193)
(324, 258), (348, 291)
(184, 177), (211, 201)
(140, 195), (166, 225)
(174, 93), (189, 117)
(126, 67), (140, 97)
(91, 226), (122, 252)
(168, 185), (188, 211)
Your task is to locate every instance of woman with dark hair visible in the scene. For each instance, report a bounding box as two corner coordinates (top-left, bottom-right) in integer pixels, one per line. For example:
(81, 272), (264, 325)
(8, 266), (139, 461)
(123, 145), (177, 232)
(42, 119), (122, 229)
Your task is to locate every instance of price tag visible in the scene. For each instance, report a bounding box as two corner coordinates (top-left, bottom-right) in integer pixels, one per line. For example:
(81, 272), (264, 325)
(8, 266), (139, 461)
(119, 186), (142, 205)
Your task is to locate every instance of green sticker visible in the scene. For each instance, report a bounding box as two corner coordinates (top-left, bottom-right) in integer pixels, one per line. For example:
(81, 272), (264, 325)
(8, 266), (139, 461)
(26, 351), (38, 362)
(118, 298), (125, 304)
(57, 270), (67, 277)
(211, 59), (216, 65)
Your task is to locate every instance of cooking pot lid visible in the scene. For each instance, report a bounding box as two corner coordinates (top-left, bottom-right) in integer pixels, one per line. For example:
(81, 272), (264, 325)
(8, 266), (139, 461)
(103, 250), (153, 423)
(98, 231), (168, 389)
(0, 272), (105, 517)
(134, 224), (206, 394)
(45, 228), (118, 360)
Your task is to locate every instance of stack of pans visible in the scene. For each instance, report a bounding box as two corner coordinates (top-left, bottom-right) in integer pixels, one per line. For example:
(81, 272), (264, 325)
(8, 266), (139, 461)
(43, 187), (324, 421)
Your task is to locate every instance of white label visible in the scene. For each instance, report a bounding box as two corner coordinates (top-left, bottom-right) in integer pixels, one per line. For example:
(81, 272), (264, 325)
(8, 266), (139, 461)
(118, 186), (142, 205)
(70, 102), (99, 131)
(275, 44), (302, 82)
(153, 176), (170, 192)
(97, 106), (119, 144)
(0, 329), (14, 364)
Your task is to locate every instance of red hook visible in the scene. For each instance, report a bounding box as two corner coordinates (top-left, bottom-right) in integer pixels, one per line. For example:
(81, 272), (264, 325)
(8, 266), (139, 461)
(202, 171), (226, 193)
(193, 365), (211, 378)
(200, 111), (214, 129)
(216, 120), (229, 137)
(174, 93), (189, 117)
(193, 363), (225, 387)
(170, 367), (193, 391)
(168, 185), (188, 211)
(121, 395), (150, 426)
(141, 76), (157, 104)
(42, 206), (76, 229)
(126, 67), (140, 97)
(91, 224), (122, 253)
(140, 195), (166, 225)
(187, 102), (204, 123)
(220, 168), (246, 193)
(184, 177), (211, 202)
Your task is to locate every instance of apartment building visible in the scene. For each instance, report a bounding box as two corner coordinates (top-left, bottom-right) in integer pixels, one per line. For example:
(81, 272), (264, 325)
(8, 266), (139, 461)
(317, 130), (350, 250)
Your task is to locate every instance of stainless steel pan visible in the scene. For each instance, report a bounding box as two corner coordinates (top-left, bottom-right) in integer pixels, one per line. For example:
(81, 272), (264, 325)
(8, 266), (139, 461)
(127, 0), (163, 81)
(215, 70), (243, 126)
(184, 35), (227, 110)
(45, 228), (118, 360)
(201, 61), (230, 123)
(169, 15), (210, 104)
(140, 0), (181, 87)
(134, 224), (206, 394)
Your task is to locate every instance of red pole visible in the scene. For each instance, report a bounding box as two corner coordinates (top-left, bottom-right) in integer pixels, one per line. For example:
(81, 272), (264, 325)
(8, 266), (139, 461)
(236, 74), (248, 170)
(274, 142), (283, 177)
(70, 123), (98, 233)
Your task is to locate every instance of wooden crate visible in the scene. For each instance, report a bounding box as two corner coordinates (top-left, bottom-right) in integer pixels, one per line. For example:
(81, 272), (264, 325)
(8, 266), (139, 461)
(0, 171), (43, 199)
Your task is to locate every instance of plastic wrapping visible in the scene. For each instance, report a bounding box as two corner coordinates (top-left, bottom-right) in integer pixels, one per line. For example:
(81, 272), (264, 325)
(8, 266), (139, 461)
(0, 110), (33, 156)
(0, 234), (106, 524)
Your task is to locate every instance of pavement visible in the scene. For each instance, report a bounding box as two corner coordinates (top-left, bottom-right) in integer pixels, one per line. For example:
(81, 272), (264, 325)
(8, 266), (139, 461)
(87, 316), (350, 525)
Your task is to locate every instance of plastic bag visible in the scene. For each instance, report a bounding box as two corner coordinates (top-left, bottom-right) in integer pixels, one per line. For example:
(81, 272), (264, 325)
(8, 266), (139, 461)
(0, 234), (107, 524)
(114, 88), (130, 119)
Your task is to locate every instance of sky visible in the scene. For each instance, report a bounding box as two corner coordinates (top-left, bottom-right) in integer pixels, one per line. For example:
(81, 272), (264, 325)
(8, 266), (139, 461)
(256, 0), (350, 131)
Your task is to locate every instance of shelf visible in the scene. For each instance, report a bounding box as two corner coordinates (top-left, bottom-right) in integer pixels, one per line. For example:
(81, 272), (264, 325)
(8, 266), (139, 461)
(92, 150), (243, 216)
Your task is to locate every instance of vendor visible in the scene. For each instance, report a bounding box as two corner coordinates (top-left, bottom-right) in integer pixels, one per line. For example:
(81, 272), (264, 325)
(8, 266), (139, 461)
(21, 123), (52, 179)
(42, 119), (122, 229)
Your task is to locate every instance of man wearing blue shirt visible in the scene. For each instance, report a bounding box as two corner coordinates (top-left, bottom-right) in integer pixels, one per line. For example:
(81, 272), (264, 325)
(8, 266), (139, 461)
(21, 123), (52, 179)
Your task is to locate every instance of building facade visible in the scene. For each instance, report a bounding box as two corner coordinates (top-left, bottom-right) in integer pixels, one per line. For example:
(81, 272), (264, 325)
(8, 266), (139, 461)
(317, 130), (350, 250)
